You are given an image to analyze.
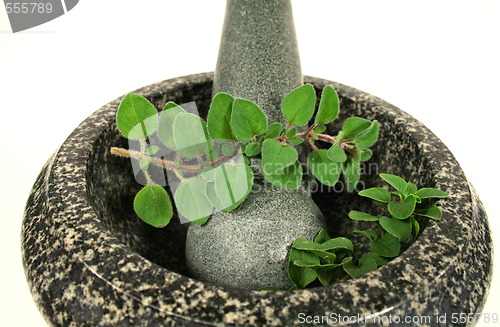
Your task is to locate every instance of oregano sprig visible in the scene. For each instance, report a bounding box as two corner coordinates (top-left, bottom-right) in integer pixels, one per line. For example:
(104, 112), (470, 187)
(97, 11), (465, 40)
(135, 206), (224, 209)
(286, 173), (448, 289)
(110, 84), (379, 227)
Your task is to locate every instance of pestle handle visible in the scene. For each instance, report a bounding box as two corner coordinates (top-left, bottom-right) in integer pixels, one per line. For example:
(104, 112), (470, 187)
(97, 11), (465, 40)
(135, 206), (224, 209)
(213, 0), (303, 125)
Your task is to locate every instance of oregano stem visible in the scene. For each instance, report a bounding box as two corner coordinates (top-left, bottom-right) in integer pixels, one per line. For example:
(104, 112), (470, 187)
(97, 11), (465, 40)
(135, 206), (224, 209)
(173, 152), (186, 182)
(109, 147), (231, 172)
(305, 124), (317, 134)
(139, 139), (147, 153)
(295, 132), (336, 143)
(307, 139), (319, 151)
(295, 131), (337, 145)
(144, 169), (154, 186)
(173, 169), (185, 182)
(317, 134), (336, 143)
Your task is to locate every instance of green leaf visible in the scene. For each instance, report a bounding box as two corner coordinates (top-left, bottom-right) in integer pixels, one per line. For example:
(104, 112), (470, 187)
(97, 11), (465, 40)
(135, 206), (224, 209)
(307, 250), (337, 264)
(174, 177), (213, 222)
(342, 158), (361, 192)
(145, 145), (159, 156)
(288, 248), (319, 289)
(358, 187), (391, 203)
(314, 125), (327, 134)
(293, 242), (339, 263)
(214, 162), (254, 212)
(360, 148), (373, 162)
(414, 204), (443, 220)
(315, 85), (339, 125)
(410, 217), (420, 237)
(292, 237), (320, 250)
(316, 267), (341, 286)
(388, 195), (417, 219)
(158, 103), (186, 149)
(261, 139), (298, 175)
(191, 216), (210, 225)
(205, 181), (223, 210)
(221, 143), (235, 157)
(200, 165), (217, 182)
(348, 210), (380, 222)
(293, 260), (344, 269)
(341, 117), (372, 140)
(415, 188), (449, 199)
(343, 258), (377, 278)
(244, 142), (261, 156)
(207, 92), (235, 141)
(163, 101), (178, 111)
(285, 127), (297, 138)
(370, 233), (401, 258)
(327, 144), (347, 162)
(139, 158), (149, 172)
(354, 121), (379, 148)
(173, 112), (211, 158)
(379, 216), (412, 239)
(405, 182), (418, 196)
(281, 84), (316, 126)
(230, 98), (267, 142)
(359, 252), (389, 267)
(380, 173), (408, 194)
(308, 150), (342, 186)
(263, 160), (302, 190)
(318, 237), (354, 252)
(339, 257), (353, 265)
(134, 185), (173, 228)
(350, 145), (362, 163)
(289, 137), (304, 145)
(354, 230), (379, 241)
(265, 122), (283, 139)
(314, 229), (331, 244)
(117, 94), (159, 140)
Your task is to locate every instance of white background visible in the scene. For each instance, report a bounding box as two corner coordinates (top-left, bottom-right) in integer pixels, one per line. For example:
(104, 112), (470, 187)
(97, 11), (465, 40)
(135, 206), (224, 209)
(1, 1), (499, 325)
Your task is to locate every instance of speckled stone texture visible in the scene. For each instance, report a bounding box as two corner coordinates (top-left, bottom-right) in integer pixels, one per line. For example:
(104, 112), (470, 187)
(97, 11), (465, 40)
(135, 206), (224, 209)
(22, 73), (492, 326)
(186, 0), (325, 290)
(213, 0), (302, 123)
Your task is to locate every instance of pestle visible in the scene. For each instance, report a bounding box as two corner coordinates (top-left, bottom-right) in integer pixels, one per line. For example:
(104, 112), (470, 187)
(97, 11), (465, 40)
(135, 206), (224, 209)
(185, 0), (326, 290)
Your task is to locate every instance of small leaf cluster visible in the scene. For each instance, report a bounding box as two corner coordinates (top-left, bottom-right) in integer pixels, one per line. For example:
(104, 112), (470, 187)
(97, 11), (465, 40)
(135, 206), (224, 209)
(287, 173), (448, 288)
(350, 173), (448, 248)
(288, 230), (354, 289)
(287, 228), (390, 289)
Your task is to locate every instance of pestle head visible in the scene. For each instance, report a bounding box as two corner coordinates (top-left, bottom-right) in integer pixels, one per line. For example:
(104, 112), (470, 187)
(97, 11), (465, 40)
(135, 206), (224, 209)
(186, 188), (325, 290)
